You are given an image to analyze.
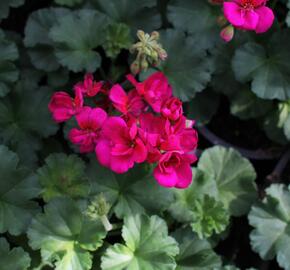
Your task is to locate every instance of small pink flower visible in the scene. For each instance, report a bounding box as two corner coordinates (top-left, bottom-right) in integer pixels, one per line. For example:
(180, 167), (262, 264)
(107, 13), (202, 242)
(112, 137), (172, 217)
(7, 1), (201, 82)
(109, 84), (145, 116)
(153, 151), (195, 188)
(74, 73), (103, 97)
(127, 72), (172, 113)
(69, 107), (107, 153)
(139, 113), (167, 163)
(48, 89), (83, 123)
(161, 97), (183, 121)
(223, 0), (274, 33)
(165, 116), (198, 153)
(95, 117), (147, 173)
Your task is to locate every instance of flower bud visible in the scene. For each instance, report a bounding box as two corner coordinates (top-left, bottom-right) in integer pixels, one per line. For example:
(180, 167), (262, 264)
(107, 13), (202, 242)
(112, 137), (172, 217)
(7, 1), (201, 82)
(220, 25), (234, 43)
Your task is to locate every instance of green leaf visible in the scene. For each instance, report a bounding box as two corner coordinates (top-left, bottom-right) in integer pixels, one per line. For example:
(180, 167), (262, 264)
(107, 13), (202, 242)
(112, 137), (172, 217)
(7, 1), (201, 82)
(0, 0), (25, 20)
(103, 23), (132, 58)
(54, 0), (83, 7)
(263, 103), (288, 144)
(170, 173), (230, 239)
(37, 153), (90, 201)
(87, 158), (174, 218)
(249, 184), (290, 270)
(0, 30), (19, 97)
(28, 197), (107, 270)
(158, 30), (212, 101)
(49, 9), (109, 72)
(0, 238), (31, 270)
(188, 90), (220, 125)
(190, 196), (230, 239)
(101, 214), (179, 270)
(0, 82), (58, 167)
(232, 30), (290, 100)
(173, 228), (222, 270)
(89, 0), (161, 33)
(168, 0), (220, 50)
(229, 88), (272, 120)
(0, 145), (40, 235)
(197, 146), (257, 216)
(24, 8), (70, 72)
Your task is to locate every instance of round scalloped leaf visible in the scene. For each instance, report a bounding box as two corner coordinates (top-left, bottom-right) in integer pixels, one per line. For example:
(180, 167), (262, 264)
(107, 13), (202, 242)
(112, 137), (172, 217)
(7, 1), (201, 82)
(28, 197), (107, 270)
(197, 146), (257, 216)
(170, 171), (230, 239)
(0, 145), (41, 235)
(0, 0), (25, 20)
(232, 30), (290, 100)
(263, 103), (288, 144)
(229, 88), (273, 120)
(89, 0), (161, 33)
(54, 0), (83, 7)
(101, 214), (179, 270)
(249, 184), (290, 270)
(24, 8), (70, 72)
(173, 228), (222, 270)
(0, 238), (31, 270)
(49, 9), (110, 72)
(0, 30), (19, 97)
(158, 30), (212, 101)
(87, 158), (174, 218)
(0, 82), (58, 167)
(37, 153), (90, 201)
(168, 0), (220, 50)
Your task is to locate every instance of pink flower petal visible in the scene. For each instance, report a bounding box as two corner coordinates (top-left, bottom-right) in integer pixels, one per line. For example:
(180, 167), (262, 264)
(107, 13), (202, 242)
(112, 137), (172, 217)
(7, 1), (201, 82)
(240, 10), (259, 31)
(255, 6), (274, 33)
(153, 165), (178, 188)
(175, 163), (193, 189)
(95, 139), (111, 167)
(223, 2), (245, 27)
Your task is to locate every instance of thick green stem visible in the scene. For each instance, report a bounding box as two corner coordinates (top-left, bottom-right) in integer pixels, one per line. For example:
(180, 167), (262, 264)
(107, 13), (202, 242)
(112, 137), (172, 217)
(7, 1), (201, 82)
(100, 215), (113, 231)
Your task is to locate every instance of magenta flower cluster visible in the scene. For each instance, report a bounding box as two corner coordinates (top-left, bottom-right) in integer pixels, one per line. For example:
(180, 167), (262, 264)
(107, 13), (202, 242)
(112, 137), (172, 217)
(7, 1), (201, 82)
(49, 72), (198, 189)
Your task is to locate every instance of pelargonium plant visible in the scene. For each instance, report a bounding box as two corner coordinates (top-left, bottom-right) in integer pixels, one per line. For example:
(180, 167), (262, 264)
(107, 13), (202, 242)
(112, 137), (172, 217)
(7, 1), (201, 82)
(2, 0), (290, 270)
(49, 72), (198, 189)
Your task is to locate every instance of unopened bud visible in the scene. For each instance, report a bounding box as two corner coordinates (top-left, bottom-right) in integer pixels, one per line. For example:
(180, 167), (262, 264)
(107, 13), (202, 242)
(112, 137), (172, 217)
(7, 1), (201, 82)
(220, 25), (234, 43)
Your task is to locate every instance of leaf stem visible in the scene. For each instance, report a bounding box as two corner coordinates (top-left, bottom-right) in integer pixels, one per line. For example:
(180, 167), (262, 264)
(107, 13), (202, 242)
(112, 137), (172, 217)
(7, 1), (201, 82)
(197, 125), (282, 160)
(266, 148), (290, 182)
(100, 215), (113, 231)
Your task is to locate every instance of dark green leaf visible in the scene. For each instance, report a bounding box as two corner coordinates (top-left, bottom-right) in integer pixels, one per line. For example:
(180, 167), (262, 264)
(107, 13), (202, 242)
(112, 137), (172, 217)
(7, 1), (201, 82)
(49, 9), (109, 72)
(173, 228), (222, 270)
(37, 153), (90, 201)
(0, 145), (40, 235)
(0, 238), (31, 270)
(87, 159), (174, 218)
(28, 197), (107, 270)
(232, 30), (290, 100)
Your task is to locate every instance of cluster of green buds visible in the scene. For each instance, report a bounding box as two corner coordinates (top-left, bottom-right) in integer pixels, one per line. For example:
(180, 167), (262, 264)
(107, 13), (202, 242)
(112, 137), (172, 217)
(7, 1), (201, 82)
(86, 193), (113, 231)
(130, 30), (167, 74)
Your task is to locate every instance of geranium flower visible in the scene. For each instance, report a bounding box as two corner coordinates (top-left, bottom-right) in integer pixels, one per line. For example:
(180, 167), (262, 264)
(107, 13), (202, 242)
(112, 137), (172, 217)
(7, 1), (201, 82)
(95, 117), (147, 173)
(109, 84), (145, 116)
(74, 73), (103, 97)
(127, 72), (172, 113)
(223, 0), (274, 33)
(161, 97), (183, 121)
(153, 151), (196, 188)
(48, 88), (83, 123)
(68, 107), (107, 153)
